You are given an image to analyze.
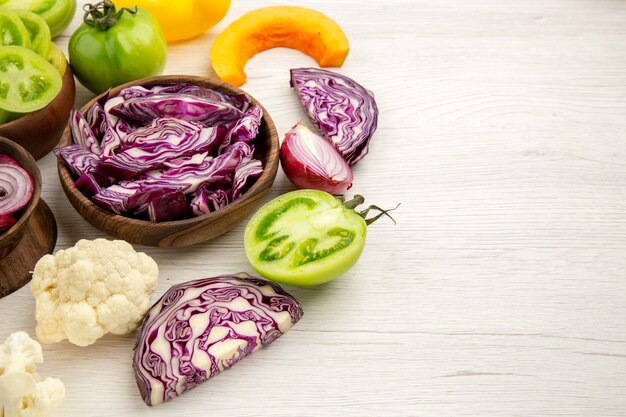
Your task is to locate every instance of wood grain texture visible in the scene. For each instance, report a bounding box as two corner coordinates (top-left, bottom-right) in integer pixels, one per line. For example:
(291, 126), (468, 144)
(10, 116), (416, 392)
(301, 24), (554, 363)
(57, 75), (279, 247)
(0, 66), (76, 160)
(1, 0), (626, 415)
(0, 200), (58, 298)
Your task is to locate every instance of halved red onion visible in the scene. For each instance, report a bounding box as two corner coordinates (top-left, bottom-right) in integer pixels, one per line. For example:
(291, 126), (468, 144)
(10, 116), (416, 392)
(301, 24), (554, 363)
(280, 123), (353, 194)
(0, 157), (34, 216)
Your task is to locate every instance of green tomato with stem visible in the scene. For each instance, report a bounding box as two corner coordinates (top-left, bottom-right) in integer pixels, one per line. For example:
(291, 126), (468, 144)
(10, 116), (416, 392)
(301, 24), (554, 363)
(245, 190), (397, 286)
(69, 0), (167, 94)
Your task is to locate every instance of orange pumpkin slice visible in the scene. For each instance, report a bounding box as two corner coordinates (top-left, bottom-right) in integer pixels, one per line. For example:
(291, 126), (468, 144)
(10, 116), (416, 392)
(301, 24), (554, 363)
(211, 6), (350, 86)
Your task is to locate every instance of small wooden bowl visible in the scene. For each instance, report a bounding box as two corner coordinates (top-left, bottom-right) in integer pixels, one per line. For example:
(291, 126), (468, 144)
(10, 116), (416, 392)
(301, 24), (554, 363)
(57, 75), (279, 248)
(0, 65), (76, 160)
(0, 137), (42, 260)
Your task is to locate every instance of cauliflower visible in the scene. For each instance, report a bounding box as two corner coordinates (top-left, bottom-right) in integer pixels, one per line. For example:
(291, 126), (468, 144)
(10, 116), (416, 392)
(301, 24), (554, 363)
(0, 332), (65, 417)
(30, 239), (159, 347)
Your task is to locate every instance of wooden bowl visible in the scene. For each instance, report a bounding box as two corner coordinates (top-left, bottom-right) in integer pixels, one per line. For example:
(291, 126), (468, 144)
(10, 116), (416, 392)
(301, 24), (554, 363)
(0, 137), (42, 260)
(0, 65), (76, 160)
(57, 75), (279, 248)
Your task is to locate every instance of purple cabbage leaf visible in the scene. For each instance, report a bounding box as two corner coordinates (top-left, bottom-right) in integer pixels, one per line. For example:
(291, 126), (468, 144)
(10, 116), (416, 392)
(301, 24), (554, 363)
(109, 94), (243, 127)
(133, 273), (303, 406)
(290, 67), (379, 165)
(97, 119), (223, 179)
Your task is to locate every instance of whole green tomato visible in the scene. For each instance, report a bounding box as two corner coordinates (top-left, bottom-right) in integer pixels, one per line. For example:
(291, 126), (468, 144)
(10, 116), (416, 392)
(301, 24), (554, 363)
(0, 0), (77, 38)
(69, 0), (167, 94)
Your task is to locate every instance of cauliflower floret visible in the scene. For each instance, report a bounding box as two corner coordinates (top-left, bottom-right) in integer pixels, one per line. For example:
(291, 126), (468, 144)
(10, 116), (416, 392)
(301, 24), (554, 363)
(30, 239), (159, 347)
(0, 332), (65, 417)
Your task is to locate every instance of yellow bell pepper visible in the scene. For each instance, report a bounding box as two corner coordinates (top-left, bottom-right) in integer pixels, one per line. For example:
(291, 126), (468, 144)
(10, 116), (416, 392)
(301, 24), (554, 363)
(115, 0), (231, 43)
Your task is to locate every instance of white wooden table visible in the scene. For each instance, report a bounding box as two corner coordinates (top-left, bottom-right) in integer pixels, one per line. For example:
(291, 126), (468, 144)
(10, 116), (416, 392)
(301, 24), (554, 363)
(2, 0), (626, 415)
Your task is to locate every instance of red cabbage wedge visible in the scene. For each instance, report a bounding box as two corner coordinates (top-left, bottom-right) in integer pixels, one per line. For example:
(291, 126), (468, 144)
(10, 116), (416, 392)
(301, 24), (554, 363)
(290, 68), (379, 166)
(133, 273), (303, 406)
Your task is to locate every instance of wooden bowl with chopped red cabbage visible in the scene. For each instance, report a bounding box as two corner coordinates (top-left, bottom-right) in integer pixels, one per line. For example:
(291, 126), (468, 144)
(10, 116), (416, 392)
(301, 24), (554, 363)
(56, 75), (279, 248)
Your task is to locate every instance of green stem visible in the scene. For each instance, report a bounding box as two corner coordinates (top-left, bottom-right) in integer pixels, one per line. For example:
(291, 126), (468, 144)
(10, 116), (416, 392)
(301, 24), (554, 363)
(342, 195), (365, 210)
(338, 195), (400, 226)
(83, 0), (137, 31)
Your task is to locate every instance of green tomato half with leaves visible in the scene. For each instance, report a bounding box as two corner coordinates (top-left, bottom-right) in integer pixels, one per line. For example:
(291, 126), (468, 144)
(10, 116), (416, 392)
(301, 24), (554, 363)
(69, 1), (167, 94)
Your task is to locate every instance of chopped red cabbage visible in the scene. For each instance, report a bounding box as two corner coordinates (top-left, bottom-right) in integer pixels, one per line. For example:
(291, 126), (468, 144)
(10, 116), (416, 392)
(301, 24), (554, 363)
(70, 109), (101, 155)
(120, 84), (251, 111)
(54, 145), (100, 177)
(147, 191), (188, 222)
(92, 142), (251, 214)
(219, 105), (263, 153)
(110, 94), (243, 126)
(59, 83), (264, 222)
(98, 119), (223, 179)
(74, 173), (103, 197)
(190, 188), (230, 216)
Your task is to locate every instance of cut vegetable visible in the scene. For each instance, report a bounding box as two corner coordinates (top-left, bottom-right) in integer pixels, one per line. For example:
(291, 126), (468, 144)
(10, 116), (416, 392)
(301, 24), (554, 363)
(291, 68), (379, 165)
(245, 190), (398, 286)
(211, 6), (349, 86)
(13, 9), (51, 57)
(0, 155), (34, 216)
(109, 94), (243, 126)
(0, 0), (77, 38)
(0, 46), (62, 113)
(133, 273), (303, 405)
(0, 10), (31, 48)
(97, 119), (223, 179)
(280, 123), (353, 194)
(45, 43), (67, 75)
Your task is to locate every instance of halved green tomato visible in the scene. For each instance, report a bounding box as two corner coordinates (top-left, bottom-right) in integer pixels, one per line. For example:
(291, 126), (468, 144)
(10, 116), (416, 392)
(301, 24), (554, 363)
(45, 42), (66, 75)
(0, 0), (77, 38)
(245, 190), (367, 286)
(0, 10), (31, 48)
(13, 10), (51, 57)
(0, 46), (62, 113)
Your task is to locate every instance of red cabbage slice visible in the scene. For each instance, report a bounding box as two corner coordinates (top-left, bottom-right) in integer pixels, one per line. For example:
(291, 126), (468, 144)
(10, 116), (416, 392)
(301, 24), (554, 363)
(232, 159), (262, 200)
(97, 119), (223, 179)
(101, 96), (135, 157)
(120, 84), (251, 112)
(133, 273), (303, 406)
(162, 152), (211, 169)
(109, 94), (243, 127)
(70, 109), (101, 156)
(54, 145), (100, 177)
(290, 68), (379, 165)
(92, 142), (251, 213)
(219, 105), (263, 153)
(74, 173), (103, 197)
(147, 191), (188, 222)
(190, 188), (230, 216)
(86, 91), (109, 139)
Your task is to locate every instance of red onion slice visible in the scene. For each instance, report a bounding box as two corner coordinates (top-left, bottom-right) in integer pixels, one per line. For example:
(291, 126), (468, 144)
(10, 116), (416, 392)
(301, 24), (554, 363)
(0, 213), (16, 232)
(0, 158), (34, 216)
(280, 123), (353, 194)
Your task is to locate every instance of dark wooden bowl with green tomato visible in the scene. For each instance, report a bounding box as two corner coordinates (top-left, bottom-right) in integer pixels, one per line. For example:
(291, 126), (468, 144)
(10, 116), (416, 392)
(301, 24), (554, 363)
(0, 6), (75, 159)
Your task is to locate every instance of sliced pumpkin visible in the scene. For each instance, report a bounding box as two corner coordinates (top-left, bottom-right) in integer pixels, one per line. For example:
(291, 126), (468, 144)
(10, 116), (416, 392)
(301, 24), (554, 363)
(211, 6), (349, 86)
